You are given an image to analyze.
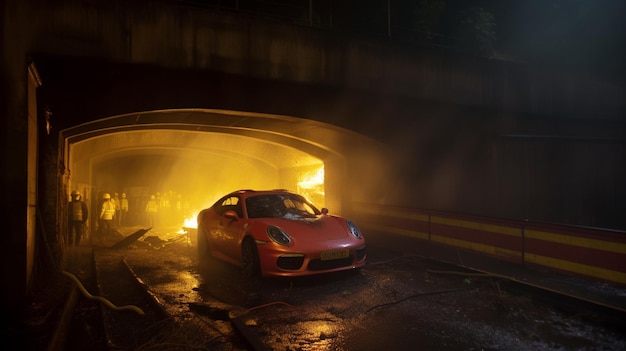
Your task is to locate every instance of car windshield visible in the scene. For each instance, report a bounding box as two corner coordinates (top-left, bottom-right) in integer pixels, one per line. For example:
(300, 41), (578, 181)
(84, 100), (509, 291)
(246, 193), (320, 219)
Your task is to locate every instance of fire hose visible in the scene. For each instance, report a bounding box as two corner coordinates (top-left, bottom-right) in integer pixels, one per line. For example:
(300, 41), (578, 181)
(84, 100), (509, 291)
(61, 270), (145, 315)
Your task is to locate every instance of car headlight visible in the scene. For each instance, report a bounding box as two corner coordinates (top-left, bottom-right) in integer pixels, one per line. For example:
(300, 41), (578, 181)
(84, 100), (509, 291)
(347, 220), (362, 239)
(267, 225), (291, 246)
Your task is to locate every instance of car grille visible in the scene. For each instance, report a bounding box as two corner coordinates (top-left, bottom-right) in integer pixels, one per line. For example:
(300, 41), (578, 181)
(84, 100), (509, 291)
(308, 256), (354, 271)
(276, 255), (305, 270)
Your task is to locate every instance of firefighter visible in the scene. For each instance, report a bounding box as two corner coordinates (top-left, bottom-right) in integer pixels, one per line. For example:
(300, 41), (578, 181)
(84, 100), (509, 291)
(68, 190), (88, 246)
(145, 194), (159, 227)
(99, 193), (116, 237)
(119, 192), (129, 226)
(112, 192), (120, 227)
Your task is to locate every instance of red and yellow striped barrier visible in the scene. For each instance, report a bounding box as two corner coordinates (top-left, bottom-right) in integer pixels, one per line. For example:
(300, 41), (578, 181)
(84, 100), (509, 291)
(353, 205), (626, 285)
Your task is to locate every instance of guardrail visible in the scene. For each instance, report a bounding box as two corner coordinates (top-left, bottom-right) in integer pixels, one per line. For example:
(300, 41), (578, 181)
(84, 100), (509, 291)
(351, 204), (626, 285)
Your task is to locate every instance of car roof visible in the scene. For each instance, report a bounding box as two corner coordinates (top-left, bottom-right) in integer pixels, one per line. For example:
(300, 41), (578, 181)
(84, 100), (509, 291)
(229, 189), (292, 197)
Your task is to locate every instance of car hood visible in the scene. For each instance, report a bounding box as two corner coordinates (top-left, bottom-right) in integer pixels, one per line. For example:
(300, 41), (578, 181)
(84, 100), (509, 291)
(260, 215), (352, 242)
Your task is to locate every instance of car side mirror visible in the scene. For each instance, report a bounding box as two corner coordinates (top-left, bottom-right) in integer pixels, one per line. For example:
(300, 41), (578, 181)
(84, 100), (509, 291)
(224, 210), (239, 220)
(321, 208), (329, 215)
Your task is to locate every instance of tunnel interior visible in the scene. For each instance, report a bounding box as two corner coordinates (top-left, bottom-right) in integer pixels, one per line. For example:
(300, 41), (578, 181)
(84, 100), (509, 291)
(61, 109), (391, 233)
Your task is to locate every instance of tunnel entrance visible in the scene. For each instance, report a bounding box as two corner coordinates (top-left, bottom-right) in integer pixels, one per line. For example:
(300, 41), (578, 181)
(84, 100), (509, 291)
(61, 109), (391, 238)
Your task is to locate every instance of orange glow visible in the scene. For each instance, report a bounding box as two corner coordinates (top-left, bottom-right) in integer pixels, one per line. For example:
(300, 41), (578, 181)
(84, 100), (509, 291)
(298, 166), (324, 190)
(182, 213), (198, 229)
(297, 165), (325, 207)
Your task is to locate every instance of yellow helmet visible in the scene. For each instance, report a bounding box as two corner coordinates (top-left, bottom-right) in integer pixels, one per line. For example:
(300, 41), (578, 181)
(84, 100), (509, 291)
(103, 193), (111, 199)
(71, 190), (80, 196)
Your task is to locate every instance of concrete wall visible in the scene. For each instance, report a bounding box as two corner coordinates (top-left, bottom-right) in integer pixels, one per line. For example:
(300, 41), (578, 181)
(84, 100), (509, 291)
(7, 0), (625, 121)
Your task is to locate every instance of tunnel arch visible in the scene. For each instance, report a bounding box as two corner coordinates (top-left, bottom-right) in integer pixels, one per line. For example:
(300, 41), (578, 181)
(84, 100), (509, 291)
(61, 108), (392, 229)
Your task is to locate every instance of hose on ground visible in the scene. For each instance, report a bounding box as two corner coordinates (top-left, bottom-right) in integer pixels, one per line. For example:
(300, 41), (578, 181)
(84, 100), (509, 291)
(61, 270), (145, 315)
(364, 287), (472, 314)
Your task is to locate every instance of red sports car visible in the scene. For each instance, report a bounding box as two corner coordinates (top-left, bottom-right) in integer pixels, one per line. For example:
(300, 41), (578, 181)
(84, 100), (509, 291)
(196, 189), (366, 278)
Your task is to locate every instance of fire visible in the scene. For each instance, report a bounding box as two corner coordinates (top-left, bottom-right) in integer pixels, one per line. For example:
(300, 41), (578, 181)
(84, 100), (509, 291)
(297, 165), (325, 207)
(298, 166), (324, 190)
(178, 212), (197, 240)
(182, 213), (197, 229)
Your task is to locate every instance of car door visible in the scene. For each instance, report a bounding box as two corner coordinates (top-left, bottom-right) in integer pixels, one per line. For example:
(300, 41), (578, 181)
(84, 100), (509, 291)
(215, 196), (246, 262)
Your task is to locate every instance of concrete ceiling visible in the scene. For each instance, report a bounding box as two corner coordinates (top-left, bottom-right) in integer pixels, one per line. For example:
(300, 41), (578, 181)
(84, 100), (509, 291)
(63, 109), (358, 164)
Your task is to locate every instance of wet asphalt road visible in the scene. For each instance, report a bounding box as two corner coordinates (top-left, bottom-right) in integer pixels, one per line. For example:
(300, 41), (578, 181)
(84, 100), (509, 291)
(91, 227), (626, 351)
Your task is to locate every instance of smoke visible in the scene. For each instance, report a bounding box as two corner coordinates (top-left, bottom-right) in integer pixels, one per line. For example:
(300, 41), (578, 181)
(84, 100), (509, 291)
(72, 129), (327, 224)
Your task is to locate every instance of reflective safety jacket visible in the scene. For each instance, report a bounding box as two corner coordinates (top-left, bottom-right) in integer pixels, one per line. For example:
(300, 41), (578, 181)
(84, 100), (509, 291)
(100, 200), (116, 220)
(146, 199), (159, 213)
(69, 200), (88, 222)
